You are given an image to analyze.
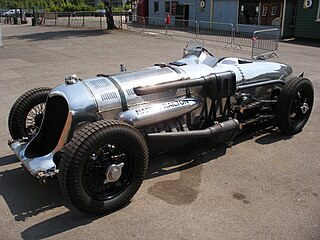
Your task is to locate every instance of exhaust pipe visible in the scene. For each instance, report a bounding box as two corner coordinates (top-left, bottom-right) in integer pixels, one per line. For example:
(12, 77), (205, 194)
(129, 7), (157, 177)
(147, 119), (239, 143)
(134, 71), (236, 98)
(116, 97), (202, 128)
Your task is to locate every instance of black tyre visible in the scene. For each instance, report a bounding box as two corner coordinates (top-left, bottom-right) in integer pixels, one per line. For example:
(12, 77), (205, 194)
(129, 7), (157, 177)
(276, 77), (314, 135)
(8, 87), (51, 140)
(59, 120), (149, 214)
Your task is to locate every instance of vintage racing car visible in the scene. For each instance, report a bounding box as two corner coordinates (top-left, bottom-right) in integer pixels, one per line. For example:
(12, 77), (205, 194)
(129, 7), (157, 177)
(8, 43), (314, 214)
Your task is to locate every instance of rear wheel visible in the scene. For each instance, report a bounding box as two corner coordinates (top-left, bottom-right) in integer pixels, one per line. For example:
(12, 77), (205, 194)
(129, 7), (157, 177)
(276, 77), (314, 135)
(59, 120), (149, 214)
(8, 87), (51, 140)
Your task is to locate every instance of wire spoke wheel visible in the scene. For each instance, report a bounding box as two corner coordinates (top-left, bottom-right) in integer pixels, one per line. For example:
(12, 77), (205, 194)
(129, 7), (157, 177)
(8, 87), (51, 140)
(83, 143), (134, 200)
(59, 120), (149, 214)
(276, 77), (314, 135)
(25, 102), (46, 138)
(289, 90), (310, 125)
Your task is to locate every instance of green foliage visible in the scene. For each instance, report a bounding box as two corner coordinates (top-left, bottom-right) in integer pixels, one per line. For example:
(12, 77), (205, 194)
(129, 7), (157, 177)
(111, 1), (131, 13)
(61, 1), (76, 12)
(124, 1), (131, 10)
(96, 2), (105, 9)
(48, 2), (58, 12)
(0, 0), (95, 12)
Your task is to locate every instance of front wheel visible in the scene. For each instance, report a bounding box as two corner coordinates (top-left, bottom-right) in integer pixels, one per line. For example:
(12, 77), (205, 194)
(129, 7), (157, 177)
(276, 77), (314, 135)
(59, 120), (149, 214)
(8, 87), (52, 140)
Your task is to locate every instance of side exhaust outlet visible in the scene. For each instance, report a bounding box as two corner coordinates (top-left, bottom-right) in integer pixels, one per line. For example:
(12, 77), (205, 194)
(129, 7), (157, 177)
(147, 119), (239, 143)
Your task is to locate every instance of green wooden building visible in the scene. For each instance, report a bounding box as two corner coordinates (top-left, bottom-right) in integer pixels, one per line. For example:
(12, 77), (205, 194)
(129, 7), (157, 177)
(294, 0), (320, 39)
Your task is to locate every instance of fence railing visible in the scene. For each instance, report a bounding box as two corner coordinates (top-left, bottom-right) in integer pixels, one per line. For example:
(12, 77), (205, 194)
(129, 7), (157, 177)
(0, 16), (22, 24)
(126, 16), (279, 59)
(126, 16), (145, 33)
(233, 24), (275, 49)
(3, 11), (279, 59)
(129, 17), (198, 39)
(39, 12), (109, 29)
(144, 16), (167, 35)
(166, 19), (198, 39)
(198, 21), (233, 47)
(251, 28), (280, 59)
(36, 11), (125, 29)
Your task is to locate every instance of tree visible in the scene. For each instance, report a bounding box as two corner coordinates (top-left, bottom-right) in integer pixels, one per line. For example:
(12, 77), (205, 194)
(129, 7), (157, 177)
(96, 1), (104, 9)
(104, 0), (115, 29)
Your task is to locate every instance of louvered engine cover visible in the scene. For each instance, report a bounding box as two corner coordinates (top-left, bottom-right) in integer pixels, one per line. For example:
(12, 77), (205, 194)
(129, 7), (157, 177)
(82, 66), (182, 117)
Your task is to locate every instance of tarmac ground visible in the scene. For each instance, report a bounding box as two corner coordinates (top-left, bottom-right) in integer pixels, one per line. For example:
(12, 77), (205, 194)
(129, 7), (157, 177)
(0, 24), (320, 240)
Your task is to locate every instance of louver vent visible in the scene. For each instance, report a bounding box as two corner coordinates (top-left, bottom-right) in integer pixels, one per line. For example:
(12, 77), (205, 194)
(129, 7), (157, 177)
(89, 78), (110, 89)
(101, 92), (117, 101)
(126, 88), (135, 96)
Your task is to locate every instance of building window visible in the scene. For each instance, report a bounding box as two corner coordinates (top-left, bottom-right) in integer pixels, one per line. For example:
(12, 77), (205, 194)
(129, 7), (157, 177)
(154, 2), (159, 14)
(271, 6), (277, 16)
(165, 1), (170, 13)
(239, 1), (259, 25)
(239, 0), (282, 26)
(262, 5), (268, 16)
(317, 0), (320, 21)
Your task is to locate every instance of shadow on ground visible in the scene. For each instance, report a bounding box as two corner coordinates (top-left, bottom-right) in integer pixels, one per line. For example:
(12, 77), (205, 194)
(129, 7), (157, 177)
(0, 155), (98, 239)
(281, 38), (320, 48)
(0, 154), (19, 167)
(0, 127), (292, 239)
(144, 127), (292, 205)
(146, 126), (292, 180)
(5, 28), (109, 42)
(20, 210), (99, 240)
(0, 155), (66, 221)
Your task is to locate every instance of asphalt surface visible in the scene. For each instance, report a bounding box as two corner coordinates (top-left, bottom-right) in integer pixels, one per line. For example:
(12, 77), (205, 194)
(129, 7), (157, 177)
(0, 23), (320, 240)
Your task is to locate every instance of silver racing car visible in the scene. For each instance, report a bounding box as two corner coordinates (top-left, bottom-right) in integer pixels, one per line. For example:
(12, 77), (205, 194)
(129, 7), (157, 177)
(8, 42), (314, 214)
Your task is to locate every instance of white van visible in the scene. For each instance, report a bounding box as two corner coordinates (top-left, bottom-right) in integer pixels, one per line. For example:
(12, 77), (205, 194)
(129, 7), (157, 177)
(2, 9), (20, 16)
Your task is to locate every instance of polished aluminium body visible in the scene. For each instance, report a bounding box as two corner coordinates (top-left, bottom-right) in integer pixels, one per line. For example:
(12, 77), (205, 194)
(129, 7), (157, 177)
(9, 47), (293, 181)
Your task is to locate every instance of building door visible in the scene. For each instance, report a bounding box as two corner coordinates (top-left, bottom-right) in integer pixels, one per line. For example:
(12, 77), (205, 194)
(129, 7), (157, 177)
(184, 5), (189, 22)
(175, 4), (189, 26)
(239, 1), (260, 25)
(137, 0), (148, 18)
(281, 0), (297, 38)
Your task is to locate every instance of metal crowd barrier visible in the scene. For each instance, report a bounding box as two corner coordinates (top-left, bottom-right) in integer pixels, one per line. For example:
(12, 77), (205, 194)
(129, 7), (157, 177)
(167, 19), (198, 39)
(128, 16), (197, 39)
(233, 24), (274, 49)
(198, 21), (233, 47)
(112, 12), (126, 29)
(126, 17), (280, 58)
(251, 28), (280, 59)
(38, 13), (280, 59)
(126, 16), (145, 33)
(144, 17), (167, 35)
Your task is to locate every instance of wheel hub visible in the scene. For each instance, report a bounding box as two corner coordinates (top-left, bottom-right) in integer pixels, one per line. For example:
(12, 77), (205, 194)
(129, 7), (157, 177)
(300, 102), (309, 114)
(104, 163), (124, 184)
